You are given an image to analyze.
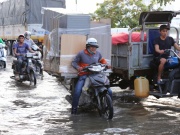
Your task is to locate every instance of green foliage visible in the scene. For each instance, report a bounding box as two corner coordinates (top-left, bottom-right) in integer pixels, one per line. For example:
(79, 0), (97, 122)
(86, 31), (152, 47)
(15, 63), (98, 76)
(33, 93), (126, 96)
(92, 0), (162, 28)
(156, 0), (175, 5)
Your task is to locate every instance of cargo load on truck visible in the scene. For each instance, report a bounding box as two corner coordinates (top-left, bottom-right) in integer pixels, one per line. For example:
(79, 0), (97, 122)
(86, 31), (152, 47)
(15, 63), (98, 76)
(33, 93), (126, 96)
(112, 32), (147, 45)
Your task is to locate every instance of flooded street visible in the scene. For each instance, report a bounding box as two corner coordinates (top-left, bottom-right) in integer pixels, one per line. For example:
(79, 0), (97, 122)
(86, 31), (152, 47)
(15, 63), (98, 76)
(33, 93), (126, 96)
(0, 57), (180, 135)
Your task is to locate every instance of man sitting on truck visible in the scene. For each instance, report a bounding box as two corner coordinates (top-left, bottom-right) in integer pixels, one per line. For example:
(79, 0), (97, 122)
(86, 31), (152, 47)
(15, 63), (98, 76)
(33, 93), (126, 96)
(13, 35), (35, 74)
(154, 25), (180, 84)
(71, 38), (112, 114)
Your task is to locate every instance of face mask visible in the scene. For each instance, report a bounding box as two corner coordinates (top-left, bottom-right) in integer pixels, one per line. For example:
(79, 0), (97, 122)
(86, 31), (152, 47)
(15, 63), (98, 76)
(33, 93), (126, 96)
(87, 48), (95, 55)
(26, 35), (30, 39)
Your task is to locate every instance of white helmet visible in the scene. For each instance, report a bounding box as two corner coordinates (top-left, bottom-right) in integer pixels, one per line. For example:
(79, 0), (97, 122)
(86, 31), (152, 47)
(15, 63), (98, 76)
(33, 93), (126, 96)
(86, 38), (99, 48)
(24, 31), (31, 39)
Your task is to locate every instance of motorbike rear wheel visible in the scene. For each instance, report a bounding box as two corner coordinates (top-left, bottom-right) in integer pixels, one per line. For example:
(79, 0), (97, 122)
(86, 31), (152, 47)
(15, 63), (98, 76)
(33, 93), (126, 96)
(29, 71), (37, 86)
(35, 63), (43, 80)
(3, 61), (6, 68)
(98, 94), (113, 119)
(0, 61), (6, 68)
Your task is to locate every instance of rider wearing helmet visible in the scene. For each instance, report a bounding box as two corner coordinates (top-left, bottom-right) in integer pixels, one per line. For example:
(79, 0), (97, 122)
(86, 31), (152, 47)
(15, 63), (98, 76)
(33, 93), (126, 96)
(71, 38), (112, 114)
(24, 31), (36, 48)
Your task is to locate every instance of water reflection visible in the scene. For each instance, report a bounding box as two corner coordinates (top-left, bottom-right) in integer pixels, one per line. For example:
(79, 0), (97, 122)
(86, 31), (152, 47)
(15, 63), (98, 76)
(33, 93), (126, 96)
(0, 57), (180, 135)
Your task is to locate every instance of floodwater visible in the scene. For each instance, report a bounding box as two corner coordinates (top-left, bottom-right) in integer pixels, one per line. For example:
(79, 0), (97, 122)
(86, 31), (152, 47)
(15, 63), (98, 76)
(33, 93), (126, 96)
(0, 57), (180, 135)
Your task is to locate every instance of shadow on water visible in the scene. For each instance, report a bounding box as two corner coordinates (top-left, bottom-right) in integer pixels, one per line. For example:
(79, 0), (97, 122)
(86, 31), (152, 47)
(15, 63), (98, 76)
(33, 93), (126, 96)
(10, 79), (37, 91)
(12, 100), (32, 108)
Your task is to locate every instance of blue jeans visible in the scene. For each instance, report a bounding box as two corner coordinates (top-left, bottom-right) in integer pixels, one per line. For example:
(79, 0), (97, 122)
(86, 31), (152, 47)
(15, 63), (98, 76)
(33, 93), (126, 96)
(72, 75), (113, 109)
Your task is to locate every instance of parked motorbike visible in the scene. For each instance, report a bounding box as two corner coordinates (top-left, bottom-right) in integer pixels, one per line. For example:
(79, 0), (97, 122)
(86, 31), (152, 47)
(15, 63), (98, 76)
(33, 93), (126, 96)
(0, 43), (6, 69)
(150, 49), (180, 98)
(11, 53), (37, 86)
(80, 63), (113, 119)
(31, 44), (43, 79)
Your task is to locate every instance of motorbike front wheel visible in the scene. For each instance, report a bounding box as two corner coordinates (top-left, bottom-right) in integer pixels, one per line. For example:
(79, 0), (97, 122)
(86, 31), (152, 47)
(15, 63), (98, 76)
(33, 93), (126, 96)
(29, 71), (37, 86)
(98, 94), (113, 119)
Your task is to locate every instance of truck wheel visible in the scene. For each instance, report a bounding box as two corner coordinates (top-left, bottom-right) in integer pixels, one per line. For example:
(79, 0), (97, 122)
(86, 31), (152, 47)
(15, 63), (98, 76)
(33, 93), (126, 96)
(109, 73), (121, 86)
(119, 79), (130, 89)
(129, 76), (136, 90)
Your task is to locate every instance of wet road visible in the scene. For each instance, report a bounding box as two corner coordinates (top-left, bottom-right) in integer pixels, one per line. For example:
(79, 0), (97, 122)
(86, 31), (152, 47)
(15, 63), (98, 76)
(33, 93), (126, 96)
(0, 57), (180, 135)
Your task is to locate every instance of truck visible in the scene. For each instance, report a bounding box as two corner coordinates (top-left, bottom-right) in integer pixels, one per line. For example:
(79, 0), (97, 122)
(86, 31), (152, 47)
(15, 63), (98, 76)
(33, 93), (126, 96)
(110, 11), (179, 96)
(0, 0), (65, 55)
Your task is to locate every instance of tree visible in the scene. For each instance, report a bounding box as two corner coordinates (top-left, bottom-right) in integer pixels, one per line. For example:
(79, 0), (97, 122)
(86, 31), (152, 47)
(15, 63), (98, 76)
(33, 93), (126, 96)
(156, 0), (175, 5)
(92, 0), (162, 28)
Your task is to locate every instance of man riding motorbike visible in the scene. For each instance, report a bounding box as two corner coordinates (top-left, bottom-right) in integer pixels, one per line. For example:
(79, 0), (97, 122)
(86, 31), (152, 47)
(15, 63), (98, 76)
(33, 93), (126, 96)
(153, 25), (180, 84)
(13, 35), (35, 74)
(71, 38), (113, 114)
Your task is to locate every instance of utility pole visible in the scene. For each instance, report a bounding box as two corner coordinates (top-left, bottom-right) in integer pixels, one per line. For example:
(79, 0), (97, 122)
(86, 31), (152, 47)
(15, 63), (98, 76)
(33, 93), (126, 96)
(75, 0), (77, 11)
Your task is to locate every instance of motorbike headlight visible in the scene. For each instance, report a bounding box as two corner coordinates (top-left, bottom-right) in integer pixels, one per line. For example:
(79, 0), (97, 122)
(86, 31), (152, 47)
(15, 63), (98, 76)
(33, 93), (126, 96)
(28, 59), (32, 63)
(89, 65), (105, 72)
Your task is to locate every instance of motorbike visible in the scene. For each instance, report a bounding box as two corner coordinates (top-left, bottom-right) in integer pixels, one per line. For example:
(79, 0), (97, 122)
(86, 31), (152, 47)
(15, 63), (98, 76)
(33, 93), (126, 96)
(150, 49), (180, 98)
(0, 43), (6, 69)
(31, 44), (43, 79)
(11, 53), (37, 86)
(80, 63), (114, 119)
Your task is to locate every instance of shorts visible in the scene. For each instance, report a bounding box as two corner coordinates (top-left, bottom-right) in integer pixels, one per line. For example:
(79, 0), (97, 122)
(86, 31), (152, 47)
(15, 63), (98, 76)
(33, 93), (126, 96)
(154, 55), (168, 65)
(150, 55), (168, 70)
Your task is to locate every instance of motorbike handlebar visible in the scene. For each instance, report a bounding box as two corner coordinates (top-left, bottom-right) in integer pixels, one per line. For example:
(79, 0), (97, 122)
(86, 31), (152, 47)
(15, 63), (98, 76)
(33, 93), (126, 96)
(165, 49), (180, 59)
(82, 63), (108, 72)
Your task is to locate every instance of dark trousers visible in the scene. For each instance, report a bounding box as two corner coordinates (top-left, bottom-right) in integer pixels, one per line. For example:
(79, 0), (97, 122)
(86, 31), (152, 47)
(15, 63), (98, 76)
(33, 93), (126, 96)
(16, 56), (26, 74)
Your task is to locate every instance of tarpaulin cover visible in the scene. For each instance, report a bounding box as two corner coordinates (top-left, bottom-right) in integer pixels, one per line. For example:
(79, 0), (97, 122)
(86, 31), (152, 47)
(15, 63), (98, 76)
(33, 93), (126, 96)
(0, 0), (66, 26)
(41, 8), (90, 32)
(112, 32), (147, 45)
